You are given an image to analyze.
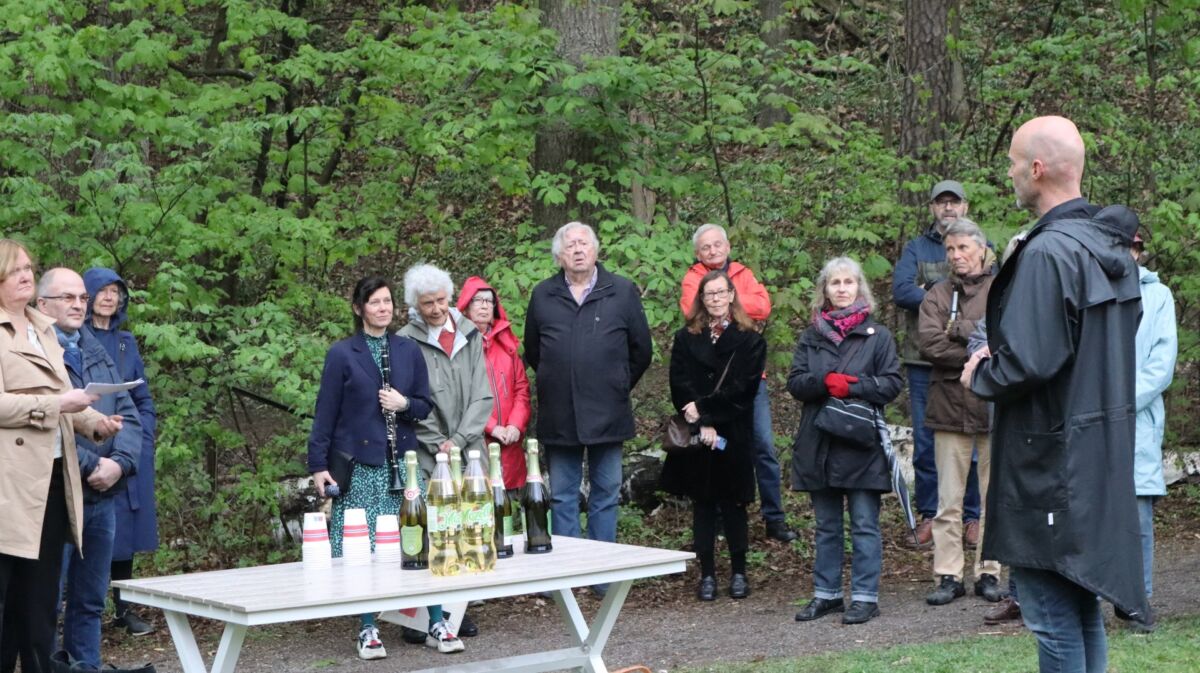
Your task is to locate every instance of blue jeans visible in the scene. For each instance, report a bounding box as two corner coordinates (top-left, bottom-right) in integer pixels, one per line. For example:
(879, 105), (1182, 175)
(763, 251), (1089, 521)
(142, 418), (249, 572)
(908, 365), (981, 520)
(1012, 567), (1107, 673)
(752, 379), (785, 524)
(810, 489), (881, 603)
(1137, 496), (1155, 598)
(546, 442), (623, 543)
(59, 496), (116, 670)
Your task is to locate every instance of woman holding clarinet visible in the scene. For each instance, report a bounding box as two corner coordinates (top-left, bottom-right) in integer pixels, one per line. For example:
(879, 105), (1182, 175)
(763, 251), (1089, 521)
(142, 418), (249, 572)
(308, 275), (464, 661)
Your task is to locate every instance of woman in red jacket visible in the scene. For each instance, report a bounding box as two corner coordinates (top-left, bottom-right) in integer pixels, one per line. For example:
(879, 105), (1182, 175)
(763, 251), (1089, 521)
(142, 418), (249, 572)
(456, 277), (532, 493)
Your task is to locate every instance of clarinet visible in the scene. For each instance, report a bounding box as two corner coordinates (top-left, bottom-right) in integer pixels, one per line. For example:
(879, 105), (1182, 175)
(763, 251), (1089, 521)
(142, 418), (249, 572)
(381, 338), (404, 495)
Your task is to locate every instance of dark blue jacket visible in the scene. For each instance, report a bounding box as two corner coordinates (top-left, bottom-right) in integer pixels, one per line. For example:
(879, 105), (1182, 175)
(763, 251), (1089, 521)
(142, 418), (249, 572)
(892, 223), (950, 364)
(524, 263), (652, 446)
(84, 267), (159, 557)
(308, 333), (434, 472)
(64, 326), (143, 504)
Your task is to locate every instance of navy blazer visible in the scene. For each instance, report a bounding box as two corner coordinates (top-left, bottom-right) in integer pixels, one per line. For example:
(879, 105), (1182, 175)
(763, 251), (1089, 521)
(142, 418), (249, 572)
(308, 333), (433, 472)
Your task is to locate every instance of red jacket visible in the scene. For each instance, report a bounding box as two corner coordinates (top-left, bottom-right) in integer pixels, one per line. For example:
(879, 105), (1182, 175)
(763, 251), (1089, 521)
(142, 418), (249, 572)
(456, 276), (532, 489)
(679, 260), (772, 321)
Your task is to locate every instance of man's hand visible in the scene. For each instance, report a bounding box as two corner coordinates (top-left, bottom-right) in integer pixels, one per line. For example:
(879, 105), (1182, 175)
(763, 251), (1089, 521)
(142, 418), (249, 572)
(93, 414), (124, 439)
(961, 347), (990, 389)
(87, 456), (123, 491)
(60, 389), (100, 414)
(681, 401), (700, 424)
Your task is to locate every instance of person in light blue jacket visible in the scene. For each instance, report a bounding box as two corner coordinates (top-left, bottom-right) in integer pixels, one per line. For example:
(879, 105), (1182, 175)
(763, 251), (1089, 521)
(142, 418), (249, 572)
(1130, 230), (1177, 606)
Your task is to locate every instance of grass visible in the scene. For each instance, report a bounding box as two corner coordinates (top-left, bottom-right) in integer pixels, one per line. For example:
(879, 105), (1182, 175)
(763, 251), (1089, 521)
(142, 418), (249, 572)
(680, 615), (1200, 673)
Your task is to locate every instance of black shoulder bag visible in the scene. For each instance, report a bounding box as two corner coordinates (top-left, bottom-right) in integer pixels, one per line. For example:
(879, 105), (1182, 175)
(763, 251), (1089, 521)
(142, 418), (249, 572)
(813, 335), (879, 449)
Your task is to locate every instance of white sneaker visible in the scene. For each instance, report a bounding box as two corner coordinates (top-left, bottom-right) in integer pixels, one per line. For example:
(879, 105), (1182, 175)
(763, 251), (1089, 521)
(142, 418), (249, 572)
(357, 625), (387, 660)
(426, 619), (465, 654)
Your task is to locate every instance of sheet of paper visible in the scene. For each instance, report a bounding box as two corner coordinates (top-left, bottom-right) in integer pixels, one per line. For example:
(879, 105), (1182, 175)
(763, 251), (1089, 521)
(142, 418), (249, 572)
(83, 378), (145, 396)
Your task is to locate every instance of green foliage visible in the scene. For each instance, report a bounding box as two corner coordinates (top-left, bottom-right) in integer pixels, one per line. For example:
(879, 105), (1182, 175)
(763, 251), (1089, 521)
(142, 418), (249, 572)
(4, 0), (1199, 570)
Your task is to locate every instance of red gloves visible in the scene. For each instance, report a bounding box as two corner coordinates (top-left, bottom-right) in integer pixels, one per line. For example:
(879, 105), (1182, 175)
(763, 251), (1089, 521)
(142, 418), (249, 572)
(824, 372), (859, 398)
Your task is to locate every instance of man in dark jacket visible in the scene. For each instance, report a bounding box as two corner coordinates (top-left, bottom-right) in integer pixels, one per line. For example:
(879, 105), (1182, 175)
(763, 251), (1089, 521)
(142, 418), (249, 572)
(83, 267), (158, 636)
(36, 268), (141, 671)
(964, 116), (1147, 673)
(893, 180), (981, 546)
(524, 222), (652, 573)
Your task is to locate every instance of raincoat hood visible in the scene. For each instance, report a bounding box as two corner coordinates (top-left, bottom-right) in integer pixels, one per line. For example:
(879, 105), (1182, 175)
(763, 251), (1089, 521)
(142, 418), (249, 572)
(1041, 204), (1139, 281)
(455, 276), (519, 357)
(83, 267), (130, 328)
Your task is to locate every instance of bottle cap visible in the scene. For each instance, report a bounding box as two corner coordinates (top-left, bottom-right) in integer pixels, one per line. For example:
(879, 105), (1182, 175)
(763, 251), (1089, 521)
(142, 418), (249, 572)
(467, 449), (480, 459)
(436, 452), (448, 463)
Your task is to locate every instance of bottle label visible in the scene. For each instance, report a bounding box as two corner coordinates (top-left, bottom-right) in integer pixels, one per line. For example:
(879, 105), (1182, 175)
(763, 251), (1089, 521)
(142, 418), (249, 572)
(526, 474), (542, 483)
(462, 502), (494, 529)
(401, 526), (424, 555)
(404, 487), (419, 501)
(427, 505), (462, 533)
(502, 514), (515, 546)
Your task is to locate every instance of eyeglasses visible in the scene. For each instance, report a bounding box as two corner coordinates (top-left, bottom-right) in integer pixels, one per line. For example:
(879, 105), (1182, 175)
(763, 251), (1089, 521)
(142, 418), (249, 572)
(933, 197), (963, 207)
(42, 293), (90, 305)
(470, 297), (495, 306)
(702, 289), (731, 299)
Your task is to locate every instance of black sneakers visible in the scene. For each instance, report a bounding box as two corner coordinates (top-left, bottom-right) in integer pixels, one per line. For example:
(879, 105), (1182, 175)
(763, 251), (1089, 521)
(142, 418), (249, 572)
(842, 601), (880, 624)
(926, 575), (966, 605)
(113, 610), (155, 637)
(765, 521), (799, 543)
(974, 574), (1005, 602)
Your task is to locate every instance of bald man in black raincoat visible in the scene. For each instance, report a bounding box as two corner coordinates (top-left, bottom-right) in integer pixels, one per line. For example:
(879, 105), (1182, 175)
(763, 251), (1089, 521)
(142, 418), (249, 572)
(962, 116), (1147, 673)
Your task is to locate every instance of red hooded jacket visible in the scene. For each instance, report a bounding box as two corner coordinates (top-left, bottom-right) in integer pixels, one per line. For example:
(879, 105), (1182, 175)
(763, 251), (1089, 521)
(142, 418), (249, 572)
(456, 276), (532, 489)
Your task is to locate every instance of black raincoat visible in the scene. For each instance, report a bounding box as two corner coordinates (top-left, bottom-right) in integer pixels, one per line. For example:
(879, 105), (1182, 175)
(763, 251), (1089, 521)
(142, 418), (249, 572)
(971, 198), (1148, 620)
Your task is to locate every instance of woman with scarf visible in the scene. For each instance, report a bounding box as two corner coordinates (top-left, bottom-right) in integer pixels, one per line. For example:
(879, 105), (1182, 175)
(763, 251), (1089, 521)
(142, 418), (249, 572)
(788, 257), (901, 626)
(308, 276), (463, 660)
(660, 270), (766, 602)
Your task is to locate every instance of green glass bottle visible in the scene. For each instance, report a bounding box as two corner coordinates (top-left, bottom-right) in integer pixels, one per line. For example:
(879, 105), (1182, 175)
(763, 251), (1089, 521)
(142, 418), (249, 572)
(489, 442), (514, 558)
(521, 438), (553, 554)
(399, 451), (428, 570)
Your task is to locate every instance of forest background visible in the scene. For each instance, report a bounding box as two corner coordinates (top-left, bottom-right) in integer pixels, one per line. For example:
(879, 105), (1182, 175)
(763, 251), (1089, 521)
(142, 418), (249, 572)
(2, 0), (1198, 572)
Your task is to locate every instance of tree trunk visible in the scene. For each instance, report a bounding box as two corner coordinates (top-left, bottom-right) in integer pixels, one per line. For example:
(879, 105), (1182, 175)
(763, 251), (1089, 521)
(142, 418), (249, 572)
(755, 0), (790, 128)
(900, 0), (955, 203)
(533, 0), (621, 237)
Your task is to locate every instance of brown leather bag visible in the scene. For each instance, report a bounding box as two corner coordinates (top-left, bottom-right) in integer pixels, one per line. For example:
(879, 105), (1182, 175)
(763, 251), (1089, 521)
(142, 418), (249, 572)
(662, 355), (734, 454)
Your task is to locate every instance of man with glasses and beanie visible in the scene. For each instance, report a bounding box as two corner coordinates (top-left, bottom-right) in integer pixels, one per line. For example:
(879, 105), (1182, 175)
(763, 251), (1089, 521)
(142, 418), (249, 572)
(892, 180), (983, 548)
(36, 268), (141, 671)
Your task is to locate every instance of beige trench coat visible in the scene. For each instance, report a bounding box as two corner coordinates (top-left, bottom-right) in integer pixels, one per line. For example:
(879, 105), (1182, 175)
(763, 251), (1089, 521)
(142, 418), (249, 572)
(0, 307), (105, 559)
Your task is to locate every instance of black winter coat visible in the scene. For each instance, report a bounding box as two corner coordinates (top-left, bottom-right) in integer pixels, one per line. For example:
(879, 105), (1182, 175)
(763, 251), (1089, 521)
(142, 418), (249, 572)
(660, 325), (766, 503)
(787, 318), (902, 492)
(524, 263), (653, 446)
(971, 198), (1148, 620)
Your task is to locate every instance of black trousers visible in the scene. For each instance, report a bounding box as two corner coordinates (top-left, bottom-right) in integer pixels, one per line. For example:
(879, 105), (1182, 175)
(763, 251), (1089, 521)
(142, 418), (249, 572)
(693, 499), (749, 577)
(0, 460), (69, 673)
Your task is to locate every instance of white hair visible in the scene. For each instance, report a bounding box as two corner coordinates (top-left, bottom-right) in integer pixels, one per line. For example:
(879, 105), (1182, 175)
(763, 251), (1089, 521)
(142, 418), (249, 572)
(691, 223), (728, 248)
(550, 222), (600, 265)
(403, 263), (454, 307)
(942, 217), (987, 251)
(810, 256), (875, 321)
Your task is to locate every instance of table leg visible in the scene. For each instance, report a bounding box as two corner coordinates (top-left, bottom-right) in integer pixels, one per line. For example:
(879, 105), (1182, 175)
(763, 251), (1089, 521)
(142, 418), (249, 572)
(162, 610), (246, 673)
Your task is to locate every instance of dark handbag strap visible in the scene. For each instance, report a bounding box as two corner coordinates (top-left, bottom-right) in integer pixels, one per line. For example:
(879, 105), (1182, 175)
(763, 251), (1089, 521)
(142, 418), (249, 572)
(833, 333), (869, 374)
(711, 354), (735, 393)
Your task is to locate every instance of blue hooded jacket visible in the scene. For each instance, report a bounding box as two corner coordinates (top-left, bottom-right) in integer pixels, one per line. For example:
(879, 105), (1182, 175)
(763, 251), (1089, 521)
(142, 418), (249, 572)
(1134, 266), (1176, 496)
(84, 268), (159, 556)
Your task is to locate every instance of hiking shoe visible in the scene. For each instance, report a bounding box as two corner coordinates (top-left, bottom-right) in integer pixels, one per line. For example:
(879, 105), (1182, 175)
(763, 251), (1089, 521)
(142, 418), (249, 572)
(114, 610), (155, 637)
(842, 600), (880, 624)
(356, 625), (387, 660)
(765, 521), (799, 543)
(913, 518), (933, 547)
(729, 573), (750, 599)
(983, 597), (1022, 625)
(926, 575), (966, 606)
(426, 619), (465, 654)
(963, 519), (981, 548)
(974, 574), (1004, 602)
(794, 597), (844, 622)
(697, 576), (717, 601)
(1115, 605), (1156, 632)
(457, 613), (478, 638)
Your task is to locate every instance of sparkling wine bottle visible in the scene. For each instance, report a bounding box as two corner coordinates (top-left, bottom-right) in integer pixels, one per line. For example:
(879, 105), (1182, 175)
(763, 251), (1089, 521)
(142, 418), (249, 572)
(488, 442), (514, 558)
(521, 438), (552, 554)
(399, 451), (428, 570)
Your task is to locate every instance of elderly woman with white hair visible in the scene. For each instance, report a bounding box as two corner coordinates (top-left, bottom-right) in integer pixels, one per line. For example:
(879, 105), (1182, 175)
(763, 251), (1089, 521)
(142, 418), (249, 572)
(788, 256), (901, 626)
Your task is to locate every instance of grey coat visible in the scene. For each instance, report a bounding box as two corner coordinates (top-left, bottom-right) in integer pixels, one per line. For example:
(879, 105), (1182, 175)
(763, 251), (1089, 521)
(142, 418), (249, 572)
(398, 308), (494, 477)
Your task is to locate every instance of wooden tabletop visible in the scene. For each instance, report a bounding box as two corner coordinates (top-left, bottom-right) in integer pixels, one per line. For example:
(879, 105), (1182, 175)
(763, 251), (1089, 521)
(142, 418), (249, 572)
(113, 536), (692, 616)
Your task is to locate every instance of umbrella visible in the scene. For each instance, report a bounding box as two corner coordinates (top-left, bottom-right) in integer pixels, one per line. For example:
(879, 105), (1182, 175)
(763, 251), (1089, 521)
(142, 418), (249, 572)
(876, 411), (917, 541)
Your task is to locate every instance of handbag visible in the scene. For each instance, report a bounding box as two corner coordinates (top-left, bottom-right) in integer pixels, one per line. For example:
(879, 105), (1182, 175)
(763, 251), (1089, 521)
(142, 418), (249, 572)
(327, 449), (355, 497)
(662, 354), (735, 454)
(813, 336), (879, 449)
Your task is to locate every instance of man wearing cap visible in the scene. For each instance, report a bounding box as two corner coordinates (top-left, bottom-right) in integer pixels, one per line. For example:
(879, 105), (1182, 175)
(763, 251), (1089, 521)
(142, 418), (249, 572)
(892, 180), (982, 548)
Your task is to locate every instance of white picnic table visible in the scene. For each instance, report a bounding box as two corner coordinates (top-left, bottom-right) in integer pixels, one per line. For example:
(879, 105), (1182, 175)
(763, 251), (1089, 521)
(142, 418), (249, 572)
(112, 535), (693, 673)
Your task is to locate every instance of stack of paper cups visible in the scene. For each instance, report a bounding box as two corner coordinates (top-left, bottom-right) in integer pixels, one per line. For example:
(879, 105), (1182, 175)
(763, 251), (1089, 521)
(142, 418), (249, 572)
(341, 508), (371, 566)
(302, 512), (332, 569)
(374, 514), (401, 564)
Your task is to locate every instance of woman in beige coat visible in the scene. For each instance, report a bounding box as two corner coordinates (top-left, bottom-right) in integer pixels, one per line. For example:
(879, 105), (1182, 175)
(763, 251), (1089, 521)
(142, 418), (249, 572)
(0, 240), (122, 673)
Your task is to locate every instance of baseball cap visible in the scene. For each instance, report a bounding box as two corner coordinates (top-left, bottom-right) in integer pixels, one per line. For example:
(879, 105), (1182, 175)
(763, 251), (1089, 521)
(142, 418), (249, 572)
(930, 180), (967, 202)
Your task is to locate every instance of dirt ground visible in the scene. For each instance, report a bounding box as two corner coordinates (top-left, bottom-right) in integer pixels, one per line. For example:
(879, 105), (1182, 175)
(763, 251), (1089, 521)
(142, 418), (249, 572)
(106, 529), (1200, 673)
